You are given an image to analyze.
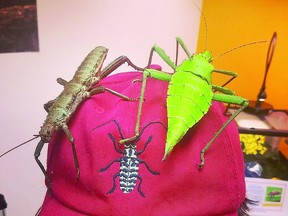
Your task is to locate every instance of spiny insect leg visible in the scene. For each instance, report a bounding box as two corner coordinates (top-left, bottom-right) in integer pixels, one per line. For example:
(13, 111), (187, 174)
(100, 55), (144, 80)
(89, 85), (139, 102)
(198, 92), (249, 169)
(118, 70), (149, 144)
(34, 139), (52, 188)
(62, 124), (80, 179)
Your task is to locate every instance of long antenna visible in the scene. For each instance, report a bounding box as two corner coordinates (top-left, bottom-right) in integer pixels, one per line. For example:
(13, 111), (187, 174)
(192, 0), (208, 50)
(212, 40), (267, 60)
(0, 135), (40, 158)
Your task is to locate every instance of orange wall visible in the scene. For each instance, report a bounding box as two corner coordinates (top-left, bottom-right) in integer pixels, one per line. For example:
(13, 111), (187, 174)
(197, 0), (288, 110)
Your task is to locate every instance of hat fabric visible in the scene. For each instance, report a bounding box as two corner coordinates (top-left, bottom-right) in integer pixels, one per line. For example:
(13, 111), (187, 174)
(39, 70), (245, 216)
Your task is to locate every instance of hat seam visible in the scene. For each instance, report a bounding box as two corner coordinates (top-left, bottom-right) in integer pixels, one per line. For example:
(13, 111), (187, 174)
(211, 104), (242, 211)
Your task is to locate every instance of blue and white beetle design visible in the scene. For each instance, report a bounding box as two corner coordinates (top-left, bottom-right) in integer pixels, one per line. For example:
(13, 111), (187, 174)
(96, 120), (165, 197)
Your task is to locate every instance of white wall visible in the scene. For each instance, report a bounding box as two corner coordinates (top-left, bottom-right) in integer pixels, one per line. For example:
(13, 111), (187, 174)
(0, 0), (202, 215)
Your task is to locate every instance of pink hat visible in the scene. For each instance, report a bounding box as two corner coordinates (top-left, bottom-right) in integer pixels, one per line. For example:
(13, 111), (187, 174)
(39, 69), (247, 215)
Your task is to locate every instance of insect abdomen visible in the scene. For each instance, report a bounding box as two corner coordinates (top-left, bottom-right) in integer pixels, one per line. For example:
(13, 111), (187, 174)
(73, 46), (108, 86)
(119, 157), (139, 193)
(165, 70), (213, 155)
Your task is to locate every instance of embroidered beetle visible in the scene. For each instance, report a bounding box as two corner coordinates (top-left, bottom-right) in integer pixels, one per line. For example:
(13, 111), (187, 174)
(93, 120), (165, 197)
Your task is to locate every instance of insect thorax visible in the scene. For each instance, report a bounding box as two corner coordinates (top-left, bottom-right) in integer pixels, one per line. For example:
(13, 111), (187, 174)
(124, 144), (137, 158)
(178, 52), (214, 84)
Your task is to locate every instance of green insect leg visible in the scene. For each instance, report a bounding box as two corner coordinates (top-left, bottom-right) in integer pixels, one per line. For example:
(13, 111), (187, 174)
(120, 43), (175, 144)
(212, 85), (235, 114)
(198, 86), (249, 169)
(175, 37), (192, 66)
(213, 69), (238, 87)
(119, 68), (171, 144)
(147, 44), (176, 70)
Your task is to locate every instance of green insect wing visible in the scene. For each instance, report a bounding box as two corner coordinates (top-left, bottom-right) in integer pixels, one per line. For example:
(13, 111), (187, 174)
(164, 53), (214, 158)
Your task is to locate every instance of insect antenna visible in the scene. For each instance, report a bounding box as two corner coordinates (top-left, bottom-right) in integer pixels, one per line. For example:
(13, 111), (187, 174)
(0, 135), (40, 158)
(175, 1), (208, 65)
(138, 121), (167, 138)
(212, 40), (267, 61)
(192, 0), (267, 59)
(191, 0), (209, 50)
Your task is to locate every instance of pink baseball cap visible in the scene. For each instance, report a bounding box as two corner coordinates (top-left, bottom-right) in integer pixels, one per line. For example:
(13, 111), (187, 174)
(39, 69), (247, 215)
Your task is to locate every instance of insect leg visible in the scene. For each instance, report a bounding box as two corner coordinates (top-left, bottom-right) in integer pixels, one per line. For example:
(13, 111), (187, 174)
(88, 56), (145, 101)
(107, 173), (120, 194)
(136, 68), (171, 136)
(132, 121), (166, 152)
(119, 69), (171, 144)
(213, 69), (238, 87)
(136, 136), (152, 155)
(56, 77), (68, 87)
(43, 99), (56, 113)
(108, 133), (125, 154)
(136, 175), (145, 197)
(147, 44), (177, 70)
(198, 92), (249, 169)
(175, 36), (192, 64)
(148, 37), (192, 70)
(99, 158), (121, 172)
(89, 86), (139, 101)
(119, 44), (175, 144)
(34, 139), (52, 187)
(61, 124), (80, 179)
(43, 78), (68, 112)
(212, 85), (235, 95)
(212, 85), (235, 115)
(100, 55), (144, 80)
(138, 159), (160, 175)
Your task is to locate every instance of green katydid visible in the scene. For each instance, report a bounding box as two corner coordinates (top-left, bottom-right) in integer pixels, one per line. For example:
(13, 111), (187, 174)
(120, 36), (265, 168)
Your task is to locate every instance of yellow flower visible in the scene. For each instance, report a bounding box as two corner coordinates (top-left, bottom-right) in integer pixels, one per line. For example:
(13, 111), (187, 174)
(240, 134), (268, 155)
